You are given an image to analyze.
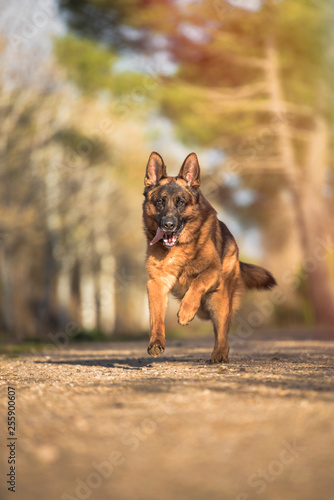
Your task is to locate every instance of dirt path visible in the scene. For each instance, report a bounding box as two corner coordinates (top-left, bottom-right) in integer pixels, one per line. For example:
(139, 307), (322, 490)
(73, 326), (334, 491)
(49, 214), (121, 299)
(1, 332), (334, 500)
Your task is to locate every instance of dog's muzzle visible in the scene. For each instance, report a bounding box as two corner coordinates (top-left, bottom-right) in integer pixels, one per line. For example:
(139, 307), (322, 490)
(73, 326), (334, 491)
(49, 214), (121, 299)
(150, 223), (185, 248)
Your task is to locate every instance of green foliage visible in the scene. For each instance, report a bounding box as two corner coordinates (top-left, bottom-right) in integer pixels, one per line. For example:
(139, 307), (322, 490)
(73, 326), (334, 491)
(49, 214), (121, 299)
(54, 35), (116, 93)
(0, 340), (49, 355)
(275, 1), (334, 109)
(70, 329), (109, 342)
(61, 0), (170, 51)
(111, 71), (148, 96)
(160, 83), (215, 144)
(54, 33), (158, 110)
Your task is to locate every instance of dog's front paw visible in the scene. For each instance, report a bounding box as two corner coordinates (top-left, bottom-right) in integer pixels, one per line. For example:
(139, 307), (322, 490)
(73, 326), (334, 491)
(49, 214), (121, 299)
(209, 347), (229, 364)
(147, 341), (165, 357)
(177, 302), (197, 326)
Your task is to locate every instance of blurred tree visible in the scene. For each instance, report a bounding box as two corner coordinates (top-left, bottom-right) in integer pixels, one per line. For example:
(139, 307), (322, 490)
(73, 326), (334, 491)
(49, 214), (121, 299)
(0, 79), (63, 338)
(60, 0), (334, 329)
(0, 34), (150, 340)
(54, 35), (117, 93)
(162, 0), (334, 327)
(60, 0), (172, 50)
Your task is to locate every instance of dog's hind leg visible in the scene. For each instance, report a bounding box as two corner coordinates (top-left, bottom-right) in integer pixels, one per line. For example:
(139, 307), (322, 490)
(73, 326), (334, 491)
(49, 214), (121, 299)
(204, 286), (235, 364)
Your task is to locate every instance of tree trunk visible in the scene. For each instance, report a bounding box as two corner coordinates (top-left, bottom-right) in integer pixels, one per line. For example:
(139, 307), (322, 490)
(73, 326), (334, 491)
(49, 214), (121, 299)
(98, 254), (116, 335)
(0, 238), (14, 335)
(265, 39), (334, 329)
(302, 114), (334, 327)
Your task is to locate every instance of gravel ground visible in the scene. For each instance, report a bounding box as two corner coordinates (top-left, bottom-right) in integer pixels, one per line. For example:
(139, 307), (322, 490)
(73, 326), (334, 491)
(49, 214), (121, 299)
(1, 331), (334, 500)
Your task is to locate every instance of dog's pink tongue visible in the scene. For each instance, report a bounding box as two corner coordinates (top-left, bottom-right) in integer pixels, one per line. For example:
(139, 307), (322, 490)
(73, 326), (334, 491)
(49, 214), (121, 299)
(150, 228), (164, 246)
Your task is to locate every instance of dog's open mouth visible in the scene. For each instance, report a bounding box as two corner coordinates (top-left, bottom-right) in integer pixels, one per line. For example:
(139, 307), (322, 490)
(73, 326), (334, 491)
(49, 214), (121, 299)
(150, 224), (184, 248)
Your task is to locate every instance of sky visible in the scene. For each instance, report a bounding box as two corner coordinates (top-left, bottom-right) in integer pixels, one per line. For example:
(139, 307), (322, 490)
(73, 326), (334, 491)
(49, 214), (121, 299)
(0, 0), (65, 87)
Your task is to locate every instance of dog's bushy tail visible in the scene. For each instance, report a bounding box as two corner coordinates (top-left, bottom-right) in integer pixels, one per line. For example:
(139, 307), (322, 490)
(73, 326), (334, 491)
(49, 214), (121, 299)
(240, 262), (277, 291)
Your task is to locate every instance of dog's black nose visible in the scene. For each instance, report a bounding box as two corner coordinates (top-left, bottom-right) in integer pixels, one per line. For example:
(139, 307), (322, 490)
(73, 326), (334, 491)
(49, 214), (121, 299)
(161, 217), (177, 232)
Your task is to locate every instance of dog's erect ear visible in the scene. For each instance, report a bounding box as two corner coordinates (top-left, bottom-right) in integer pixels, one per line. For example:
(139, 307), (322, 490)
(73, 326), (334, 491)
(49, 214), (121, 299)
(145, 152), (167, 187)
(178, 153), (200, 188)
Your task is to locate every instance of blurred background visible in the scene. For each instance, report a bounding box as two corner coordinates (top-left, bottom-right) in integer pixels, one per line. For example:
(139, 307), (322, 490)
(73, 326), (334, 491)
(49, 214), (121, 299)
(0, 0), (334, 346)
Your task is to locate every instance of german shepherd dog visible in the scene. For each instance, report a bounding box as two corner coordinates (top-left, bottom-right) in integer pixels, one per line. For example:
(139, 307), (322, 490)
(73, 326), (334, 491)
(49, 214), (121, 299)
(143, 152), (276, 363)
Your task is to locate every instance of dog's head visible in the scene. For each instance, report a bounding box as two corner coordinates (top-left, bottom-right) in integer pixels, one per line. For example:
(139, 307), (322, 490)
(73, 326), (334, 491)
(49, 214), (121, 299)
(143, 152), (201, 249)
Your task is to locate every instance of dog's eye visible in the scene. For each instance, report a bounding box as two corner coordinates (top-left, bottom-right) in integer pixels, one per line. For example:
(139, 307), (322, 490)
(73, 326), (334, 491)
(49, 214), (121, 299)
(176, 199), (186, 208)
(156, 199), (164, 208)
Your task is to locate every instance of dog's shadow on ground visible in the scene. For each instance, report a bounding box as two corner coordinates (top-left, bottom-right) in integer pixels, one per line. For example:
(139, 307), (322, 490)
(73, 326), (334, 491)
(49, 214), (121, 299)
(35, 355), (209, 370)
(34, 351), (319, 370)
(34, 352), (334, 397)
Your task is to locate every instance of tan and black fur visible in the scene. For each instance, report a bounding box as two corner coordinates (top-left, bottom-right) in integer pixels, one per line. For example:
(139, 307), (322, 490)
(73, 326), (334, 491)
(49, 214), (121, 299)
(143, 152), (276, 363)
